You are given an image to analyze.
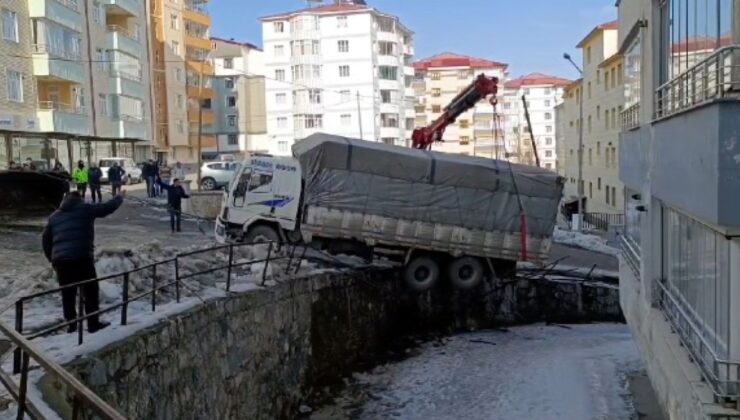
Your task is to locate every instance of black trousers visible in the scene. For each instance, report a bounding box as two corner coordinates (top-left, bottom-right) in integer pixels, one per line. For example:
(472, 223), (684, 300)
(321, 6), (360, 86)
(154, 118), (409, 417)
(53, 258), (100, 325)
(90, 184), (102, 203)
(169, 208), (181, 232)
(76, 183), (87, 199)
(111, 181), (122, 196)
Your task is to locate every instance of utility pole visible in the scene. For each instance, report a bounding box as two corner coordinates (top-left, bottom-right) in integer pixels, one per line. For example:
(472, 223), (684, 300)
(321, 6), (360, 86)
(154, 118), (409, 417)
(356, 91), (363, 140)
(196, 59), (205, 191)
(521, 94), (540, 167)
(564, 52), (584, 231)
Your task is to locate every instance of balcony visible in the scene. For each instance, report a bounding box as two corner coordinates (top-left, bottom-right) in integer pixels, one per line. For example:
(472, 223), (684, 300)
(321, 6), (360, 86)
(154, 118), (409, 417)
(36, 102), (90, 135)
(183, 4), (210, 26)
(114, 119), (149, 140)
(654, 46), (740, 120)
(187, 109), (216, 125)
(186, 59), (213, 75)
(102, 0), (139, 17)
(184, 34), (212, 52)
(106, 25), (141, 57)
(187, 85), (214, 100)
(28, 0), (83, 32)
(109, 73), (145, 99)
(31, 45), (86, 84)
(620, 103), (640, 131)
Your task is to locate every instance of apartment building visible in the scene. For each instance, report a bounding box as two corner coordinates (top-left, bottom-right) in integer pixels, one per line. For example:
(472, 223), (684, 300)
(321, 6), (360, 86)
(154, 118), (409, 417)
(558, 21), (625, 213)
(209, 37), (268, 156)
(412, 52), (508, 156)
(151, 0), (212, 162)
(617, 1), (740, 418)
(261, 1), (415, 156)
(502, 73), (570, 169)
(1, 0), (154, 166)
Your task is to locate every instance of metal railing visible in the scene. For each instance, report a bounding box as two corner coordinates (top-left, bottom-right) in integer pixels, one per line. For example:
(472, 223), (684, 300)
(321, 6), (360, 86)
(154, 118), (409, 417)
(52, 0), (80, 12)
(621, 102), (640, 131)
(109, 68), (142, 83)
(106, 24), (139, 41)
(619, 234), (640, 276)
(655, 46), (740, 119)
(31, 44), (81, 61)
(184, 3), (209, 15)
(37, 101), (86, 115)
(657, 279), (740, 400)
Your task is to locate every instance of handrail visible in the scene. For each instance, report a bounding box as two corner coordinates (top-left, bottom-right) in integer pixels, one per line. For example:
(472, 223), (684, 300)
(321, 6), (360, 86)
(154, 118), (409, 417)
(37, 101), (86, 115)
(106, 24), (139, 41)
(31, 44), (81, 61)
(0, 320), (125, 419)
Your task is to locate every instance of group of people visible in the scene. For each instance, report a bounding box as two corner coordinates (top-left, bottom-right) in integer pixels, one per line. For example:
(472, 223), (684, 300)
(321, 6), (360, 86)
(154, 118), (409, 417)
(71, 160), (126, 203)
(142, 160), (187, 199)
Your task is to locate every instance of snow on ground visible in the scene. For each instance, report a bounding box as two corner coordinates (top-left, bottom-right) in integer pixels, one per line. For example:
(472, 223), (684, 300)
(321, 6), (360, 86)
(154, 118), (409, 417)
(312, 324), (642, 420)
(553, 227), (620, 256)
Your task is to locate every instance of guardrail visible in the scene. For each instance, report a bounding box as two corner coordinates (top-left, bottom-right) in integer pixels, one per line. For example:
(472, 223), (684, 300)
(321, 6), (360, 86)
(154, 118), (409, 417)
(106, 24), (139, 41)
(657, 279), (740, 400)
(37, 101), (86, 115)
(619, 234), (640, 276)
(655, 46), (740, 120)
(621, 102), (640, 131)
(184, 3), (209, 15)
(31, 44), (81, 61)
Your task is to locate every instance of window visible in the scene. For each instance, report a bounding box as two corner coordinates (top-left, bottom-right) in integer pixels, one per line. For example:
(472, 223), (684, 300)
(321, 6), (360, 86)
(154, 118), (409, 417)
(458, 70), (471, 80)
(291, 40), (320, 56)
(172, 41), (180, 55)
(545, 163), (552, 169)
(544, 112), (552, 120)
(524, 88), (530, 95)
(2, 9), (18, 42)
(598, 178), (601, 190)
(544, 87), (551, 95)
(378, 66), (397, 80)
(605, 109), (610, 129)
(277, 116), (287, 128)
(460, 136), (470, 145)
(308, 89), (321, 104)
(295, 114), (323, 129)
(227, 115), (236, 126)
(380, 90), (397, 104)
(340, 90), (351, 103)
(605, 185), (610, 204)
(586, 46), (591, 64)
(278, 141), (288, 153)
(339, 65), (350, 77)
(275, 93), (285, 105)
(432, 105), (441, 113)
(545, 150), (552, 157)
(224, 95), (235, 107)
(589, 182), (593, 198)
(227, 134), (238, 146)
(338, 40), (349, 53)
(431, 88), (441, 97)
(176, 94), (184, 109)
(201, 98), (212, 109)
(248, 172), (273, 193)
(274, 45), (284, 57)
(544, 100), (551, 107)
(176, 119), (184, 134)
(380, 113), (399, 128)
(611, 107), (616, 129)
(587, 82), (591, 99)
(6, 70), (22, 102)
(169, 13), (178, 30)
(430, 72), (441, 81)
(96, 48), (106, 71)
(341, 114), (351, 126)
(274, 69), (285, 81)
(612, 187), (616, 207)
(588, 148), (592, 165)
(92, 2), (103, 25)
(545, 137), (553, 145)
(596, 105), (601, 119)
(98, 94), (108, 116)
(175, 68), (183, 82)
(273, 22), (284, 33)
(624, 34), (641, 108)
(545, 125), (552, 133)
(337, 16), (347, 28)
(588, 115), (592, 132)
(459, 119), (469, 129)
(378, 41), (396, 56)
(223, 57), (233, 69)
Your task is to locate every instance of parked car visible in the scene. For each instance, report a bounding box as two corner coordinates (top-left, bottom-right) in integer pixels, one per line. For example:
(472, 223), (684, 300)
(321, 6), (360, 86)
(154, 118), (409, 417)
(99, 158), (142, 184)
(200, 161), (241, 190)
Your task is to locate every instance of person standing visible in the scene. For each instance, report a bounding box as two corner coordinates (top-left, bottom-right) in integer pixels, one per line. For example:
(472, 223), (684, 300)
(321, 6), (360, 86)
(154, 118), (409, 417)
(88, 163), (103, 203)
(72, 161), (89, 200)
(142, 160), (153, 198)
(156, 177), (189, 233)
(42, 190), (126, 333)
(152, 160), (161, 197)
(159, 162), (172, 198)
(107, 161), (126, 196)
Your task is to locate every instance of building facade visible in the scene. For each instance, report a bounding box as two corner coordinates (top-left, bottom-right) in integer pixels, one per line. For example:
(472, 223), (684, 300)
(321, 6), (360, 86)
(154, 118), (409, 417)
(412, 52), (508, 157)
(617, 1), (740, 419)
(210, 37), (267, 156)
(151, 0), (212, 162)
(558, 21), (625, 213)
(261, 1), (414, 156)
(0, 0), (154, 168)
(502, 73), (570, 169)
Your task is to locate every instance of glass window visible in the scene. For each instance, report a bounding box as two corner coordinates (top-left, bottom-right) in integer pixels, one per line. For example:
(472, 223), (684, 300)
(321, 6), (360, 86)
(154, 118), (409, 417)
(248, 172), (273, 192)
(278, 141), (288, 153)
(228, 96), (237, 107)
(341, 114), (351, 126)
(6, 70), (23, 102)
(170, 13), (178, 30)
(224, 76), (234, 88)
(273, 22), (284, 33)
(275, 93), (285, 105)
(227, 115), (236, 126)
(274, 45), (284, 57)
(340, 90), (351, 103)
(337, 16), (347, 28)
(227, 134), (238, 145)
(274, 69), (285, 81)
(277, 117), (287, 128)
(379, 66), (398, 80)
(339, 65), (350, 77)
(223, 58), (233, 69)
(2, 9), (19, 42)
(338, 40), (349, 53)
(378, 41), (396, 56)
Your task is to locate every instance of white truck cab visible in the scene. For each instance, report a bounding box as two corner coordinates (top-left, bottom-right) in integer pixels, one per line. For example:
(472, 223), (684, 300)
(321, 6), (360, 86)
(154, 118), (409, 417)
(215, 154), (302, 243)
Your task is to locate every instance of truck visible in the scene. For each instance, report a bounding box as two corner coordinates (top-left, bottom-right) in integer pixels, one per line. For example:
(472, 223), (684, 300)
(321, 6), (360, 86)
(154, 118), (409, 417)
(215, 133), (564, 291)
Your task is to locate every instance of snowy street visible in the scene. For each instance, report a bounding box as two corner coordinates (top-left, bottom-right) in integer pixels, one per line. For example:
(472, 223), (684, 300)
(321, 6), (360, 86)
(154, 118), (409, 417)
(311, 324), (644, 420)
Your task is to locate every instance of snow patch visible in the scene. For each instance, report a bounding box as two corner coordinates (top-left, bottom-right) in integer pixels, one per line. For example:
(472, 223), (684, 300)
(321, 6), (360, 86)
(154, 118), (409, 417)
(553, 227), (620, 256)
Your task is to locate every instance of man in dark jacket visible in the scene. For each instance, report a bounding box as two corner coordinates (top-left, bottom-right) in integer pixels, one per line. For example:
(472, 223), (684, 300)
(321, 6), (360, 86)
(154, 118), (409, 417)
(156, 177), (189, 232)
(42, 190), (125, 332)
(107, 162), (125, 196)
(88, 163), (103, 203)
(142, 160), (155, 198)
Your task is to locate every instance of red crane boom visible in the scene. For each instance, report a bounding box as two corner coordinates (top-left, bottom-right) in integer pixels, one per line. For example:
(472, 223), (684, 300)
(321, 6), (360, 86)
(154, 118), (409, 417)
(411, 74), (499, 150)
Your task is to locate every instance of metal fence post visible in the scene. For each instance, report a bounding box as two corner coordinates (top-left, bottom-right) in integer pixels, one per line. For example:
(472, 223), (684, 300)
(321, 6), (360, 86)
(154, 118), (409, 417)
(121, 273), (129, 326)
(175, 258), (181, 303)
(262, 242), (273, 285)
(295, 246), (308, 275)
(13, 300), (23, 374)
(286, 245), (297, 274)
(226, 245), (234, 292)
(16, 350), (30, 420)
(151, 265), (157, 312)
(77, 291), (84, 345)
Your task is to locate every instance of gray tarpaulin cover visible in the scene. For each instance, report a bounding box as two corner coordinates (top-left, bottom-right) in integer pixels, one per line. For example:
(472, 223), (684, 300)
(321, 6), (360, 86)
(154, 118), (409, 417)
(292, 133), (564, 238)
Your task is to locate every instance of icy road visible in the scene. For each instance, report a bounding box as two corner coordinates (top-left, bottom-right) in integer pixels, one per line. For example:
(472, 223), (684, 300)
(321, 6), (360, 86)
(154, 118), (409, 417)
(312, 324), (642, 420)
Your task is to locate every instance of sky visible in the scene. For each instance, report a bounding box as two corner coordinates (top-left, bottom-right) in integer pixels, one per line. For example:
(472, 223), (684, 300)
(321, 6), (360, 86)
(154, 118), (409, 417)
(208, 0), (617, 80)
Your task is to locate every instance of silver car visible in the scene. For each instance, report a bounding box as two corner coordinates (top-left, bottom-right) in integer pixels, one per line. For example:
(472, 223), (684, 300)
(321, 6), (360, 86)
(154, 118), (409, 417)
(200, 161), (241, 190)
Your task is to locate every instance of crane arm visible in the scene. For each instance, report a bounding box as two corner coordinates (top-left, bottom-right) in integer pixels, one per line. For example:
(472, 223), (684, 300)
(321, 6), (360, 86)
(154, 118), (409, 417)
(411, 74), (499, 150)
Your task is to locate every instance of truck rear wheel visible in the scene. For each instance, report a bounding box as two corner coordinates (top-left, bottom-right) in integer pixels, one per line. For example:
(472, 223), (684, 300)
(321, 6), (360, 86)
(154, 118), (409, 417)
(448, 256), (484, 290)
(403, 256), (440, 292)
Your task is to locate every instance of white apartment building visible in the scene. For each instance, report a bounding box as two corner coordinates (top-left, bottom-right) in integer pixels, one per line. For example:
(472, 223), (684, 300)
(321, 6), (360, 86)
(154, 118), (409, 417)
(558, 21), (625, 213)
(501, 73), (570, 169)
(260, 1), (414, 156)
(617, 1), (740, 419)
(210, 37), (268, 156)
(412, 52), (508, 157)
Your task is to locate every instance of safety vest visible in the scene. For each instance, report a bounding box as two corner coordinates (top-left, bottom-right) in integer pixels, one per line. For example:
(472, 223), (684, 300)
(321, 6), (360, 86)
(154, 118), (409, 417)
(72, 167), (89, 184)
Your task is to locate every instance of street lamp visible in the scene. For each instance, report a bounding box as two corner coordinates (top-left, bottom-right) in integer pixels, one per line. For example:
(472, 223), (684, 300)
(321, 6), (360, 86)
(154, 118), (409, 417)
(563, 52), (585, 232)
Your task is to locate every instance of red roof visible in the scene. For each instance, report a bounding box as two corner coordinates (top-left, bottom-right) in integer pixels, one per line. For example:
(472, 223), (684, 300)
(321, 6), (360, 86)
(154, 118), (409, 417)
(576, 20), (619, 47)
(261, 3), (370, 21)
(504, 73), (573, 89)
(210, 36), (261, 51)
(671, 35), (732, 53)
(414, 52), (508, 71)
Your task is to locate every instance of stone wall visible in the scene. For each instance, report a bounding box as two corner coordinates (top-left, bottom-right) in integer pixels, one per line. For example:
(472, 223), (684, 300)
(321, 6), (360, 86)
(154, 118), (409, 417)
(40, 269), (621, 420)
(184, 191), (222, 219)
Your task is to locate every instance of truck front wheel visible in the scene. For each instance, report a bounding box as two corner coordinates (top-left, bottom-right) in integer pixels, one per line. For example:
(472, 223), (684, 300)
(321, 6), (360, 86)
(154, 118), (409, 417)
(403, 256), (440, 292)
(245, 225), (280, 244)
(448, 256), (484, 290)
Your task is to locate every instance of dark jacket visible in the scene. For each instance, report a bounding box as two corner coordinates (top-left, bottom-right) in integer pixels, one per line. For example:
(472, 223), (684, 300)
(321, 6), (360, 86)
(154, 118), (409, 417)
(108, 166), (125, 183)
(157, 180), (189, 210)
(88, 167), (103, 186)
(42, 194), (123, 263)
(142, 163), (154, 178)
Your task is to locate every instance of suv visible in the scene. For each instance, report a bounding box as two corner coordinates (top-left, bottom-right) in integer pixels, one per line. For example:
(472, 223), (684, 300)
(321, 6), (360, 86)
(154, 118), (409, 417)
(200, 161), (240, 190)
(99, 158), (142, 184)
